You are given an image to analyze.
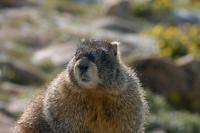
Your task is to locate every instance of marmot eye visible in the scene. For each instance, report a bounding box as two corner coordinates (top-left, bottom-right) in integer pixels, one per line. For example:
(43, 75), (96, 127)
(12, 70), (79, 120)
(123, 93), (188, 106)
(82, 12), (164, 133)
(86, 53), (95, 61)
(100, 50), (108, 61)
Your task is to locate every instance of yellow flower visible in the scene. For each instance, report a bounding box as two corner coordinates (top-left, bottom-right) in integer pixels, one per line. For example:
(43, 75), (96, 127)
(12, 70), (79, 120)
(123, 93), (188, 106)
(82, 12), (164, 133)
(180, 35), (189, 44)
(152, 25), (162, 36)
(188, 43), (198, 54)
(165, 27), (176, 39)
(161, 47), (172, 57)
(153, 0), (172, 10)
(190, 26), (198, 35)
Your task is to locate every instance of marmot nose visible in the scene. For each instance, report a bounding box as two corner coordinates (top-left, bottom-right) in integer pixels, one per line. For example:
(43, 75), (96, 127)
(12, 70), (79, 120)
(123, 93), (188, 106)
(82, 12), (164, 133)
(77, 58), (90, 73)
(78, 64), (89, 73)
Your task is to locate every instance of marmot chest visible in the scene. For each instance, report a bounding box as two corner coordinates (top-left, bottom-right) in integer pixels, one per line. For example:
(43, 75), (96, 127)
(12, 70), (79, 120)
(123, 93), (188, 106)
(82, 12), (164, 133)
(82, 98), (121, 133)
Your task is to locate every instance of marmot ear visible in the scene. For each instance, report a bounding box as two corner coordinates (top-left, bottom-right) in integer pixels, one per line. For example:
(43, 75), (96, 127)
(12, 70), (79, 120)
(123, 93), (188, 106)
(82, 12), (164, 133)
(81, 38), (86, 42)
(110, 41), (120, 56)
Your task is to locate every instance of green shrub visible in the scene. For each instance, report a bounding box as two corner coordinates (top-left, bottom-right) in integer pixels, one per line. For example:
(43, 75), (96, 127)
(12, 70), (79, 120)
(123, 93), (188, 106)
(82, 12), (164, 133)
(7, 44), (32, 63)
(0, 88), (10, 102)
(146, 91), (172, 113)
(132, 0), (173, 18)
(147, 111), (200, 133)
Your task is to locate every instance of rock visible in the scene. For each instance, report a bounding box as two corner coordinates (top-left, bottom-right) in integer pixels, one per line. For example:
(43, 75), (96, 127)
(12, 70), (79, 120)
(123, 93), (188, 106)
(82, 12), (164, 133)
(132, 58), (188, 109)
(0, 101), (17, 119)
(7, 98), (30, 115)
(133, 57), (187, 94)
(176, 55), (196, 65)
(0, 8), (50, 49)
(32, 42), (78, 66)
(177, 55), (200, 112)
(106, 0), (132, 19)
(0, 112), (15, 133)
(170, 10), (200, 24)
(0, 56), (45, 85)
(132, 57), (200, 112)
(0, 0), (30, 7)
(92, 17), (141, 33)
(73, 0), (100, 4)
(0, 101), (7, 112)
(1, 82), (34, 95)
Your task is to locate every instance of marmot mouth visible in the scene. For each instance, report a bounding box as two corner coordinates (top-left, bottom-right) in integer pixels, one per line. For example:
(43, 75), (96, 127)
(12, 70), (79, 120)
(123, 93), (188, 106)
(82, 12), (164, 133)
(80, 75), (90, 82)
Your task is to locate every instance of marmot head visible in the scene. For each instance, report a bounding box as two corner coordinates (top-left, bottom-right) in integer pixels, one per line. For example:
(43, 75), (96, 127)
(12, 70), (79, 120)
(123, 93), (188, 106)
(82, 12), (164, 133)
(67, 39), (121, 90)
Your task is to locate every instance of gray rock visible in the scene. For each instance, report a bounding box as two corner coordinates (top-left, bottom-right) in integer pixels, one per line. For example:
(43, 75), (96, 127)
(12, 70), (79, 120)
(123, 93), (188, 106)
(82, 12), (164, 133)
(0, 112), (15, 133)
(74, 0), (100, 4)
(92, 17), (141, 33)
(1, 82), (34, 95)
(106, 0), (132, 19)
(0, 101), (7, 112)
(170, 10), (200, 24)
(0, 101), (17, 119)
(32, 42), (78, 66)
(7, 98), (30, 115)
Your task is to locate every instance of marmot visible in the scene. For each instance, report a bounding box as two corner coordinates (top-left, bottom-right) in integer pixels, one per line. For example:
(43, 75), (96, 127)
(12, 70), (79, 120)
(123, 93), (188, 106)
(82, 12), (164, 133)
(15, 39), (147, 133)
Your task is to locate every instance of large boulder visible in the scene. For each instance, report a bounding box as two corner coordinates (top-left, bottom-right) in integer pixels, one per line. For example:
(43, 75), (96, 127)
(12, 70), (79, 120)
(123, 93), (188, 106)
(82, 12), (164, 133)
(132, 58), (188, 109)
(132, 57), (200, 112)
(133, 58), (187, 94)
(177, 56), (200, 112)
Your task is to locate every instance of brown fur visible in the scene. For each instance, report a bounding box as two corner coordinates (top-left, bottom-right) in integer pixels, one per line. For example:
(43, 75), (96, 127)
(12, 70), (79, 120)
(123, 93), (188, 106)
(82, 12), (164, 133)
(15, 40), (147, 133)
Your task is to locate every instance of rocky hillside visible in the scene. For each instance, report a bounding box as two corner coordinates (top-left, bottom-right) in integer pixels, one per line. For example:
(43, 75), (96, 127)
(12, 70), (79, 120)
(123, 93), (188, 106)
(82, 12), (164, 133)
(0, 0), (200, 133)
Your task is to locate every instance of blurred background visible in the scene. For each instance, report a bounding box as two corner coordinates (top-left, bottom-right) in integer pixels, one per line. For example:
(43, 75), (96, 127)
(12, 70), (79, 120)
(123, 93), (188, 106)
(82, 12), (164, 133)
(0, 0), (200, 132)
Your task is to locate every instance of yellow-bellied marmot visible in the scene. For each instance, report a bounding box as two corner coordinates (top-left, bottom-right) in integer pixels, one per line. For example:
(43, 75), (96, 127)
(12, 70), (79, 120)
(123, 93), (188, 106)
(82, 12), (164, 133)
(15, 39), (147, 133)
